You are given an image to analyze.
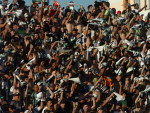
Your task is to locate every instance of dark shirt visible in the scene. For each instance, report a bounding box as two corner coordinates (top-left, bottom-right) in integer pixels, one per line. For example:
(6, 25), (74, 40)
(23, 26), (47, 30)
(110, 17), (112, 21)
(56, 108), (68, 113)
(10, 100), (21, 110)
(113, 81), (120, 93)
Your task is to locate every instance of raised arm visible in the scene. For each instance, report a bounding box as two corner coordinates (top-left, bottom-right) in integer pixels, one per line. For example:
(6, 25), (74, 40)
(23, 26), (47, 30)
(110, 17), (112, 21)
(27, 44), (33, 57)
(64, 60), (72, 73)
(65, 12), (72, 25)
(130, 80), (136, 93)
(46, 86), (54, 99)
(24, 84), (29, 98)
(72, 102), (78, 113)
(135, 92), (141, 104)
(101, 93), (114, 107)
(138, 5), (147, 12)
(141, 43), (147, 54)
(91, 97), (96, 110)
(94, 76), (103, 87)
(58, 91), (64, 105)
(50, 42), (58, 55)
(0, 20), (7, 28)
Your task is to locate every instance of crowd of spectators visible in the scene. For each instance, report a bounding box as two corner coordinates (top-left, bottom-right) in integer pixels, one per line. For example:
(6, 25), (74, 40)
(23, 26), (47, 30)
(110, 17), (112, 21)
(0, 0), (150, 113)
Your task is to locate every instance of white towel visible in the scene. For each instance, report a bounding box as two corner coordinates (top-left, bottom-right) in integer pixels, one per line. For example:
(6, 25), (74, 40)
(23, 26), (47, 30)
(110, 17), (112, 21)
(114, 92), (125, 101)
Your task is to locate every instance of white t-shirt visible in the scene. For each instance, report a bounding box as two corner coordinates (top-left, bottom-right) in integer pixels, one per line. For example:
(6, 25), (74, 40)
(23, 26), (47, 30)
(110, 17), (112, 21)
(42, 107), (48, 113)
(114, 92), (125, 102)
(24, 106), (41, 113)
(133, 9), (139, 13)
(10, 86), (19, 94)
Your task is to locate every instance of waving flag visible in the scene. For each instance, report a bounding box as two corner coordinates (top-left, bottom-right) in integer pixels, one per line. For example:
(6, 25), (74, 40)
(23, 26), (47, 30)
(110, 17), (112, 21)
(32, 0), (41, 4)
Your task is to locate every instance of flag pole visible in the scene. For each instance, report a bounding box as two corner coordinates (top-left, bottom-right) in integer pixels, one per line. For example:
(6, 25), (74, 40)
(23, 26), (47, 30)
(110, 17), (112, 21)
(41, 0), (45, 20)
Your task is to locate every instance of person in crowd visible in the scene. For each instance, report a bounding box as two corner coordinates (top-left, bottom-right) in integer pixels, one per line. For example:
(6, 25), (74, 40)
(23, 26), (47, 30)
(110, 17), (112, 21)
(0, 0), (149, 113)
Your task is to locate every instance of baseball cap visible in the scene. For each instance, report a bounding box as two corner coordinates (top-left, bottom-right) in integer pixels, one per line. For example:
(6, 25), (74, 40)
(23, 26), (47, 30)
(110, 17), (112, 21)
(117, 11), (121, 14)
